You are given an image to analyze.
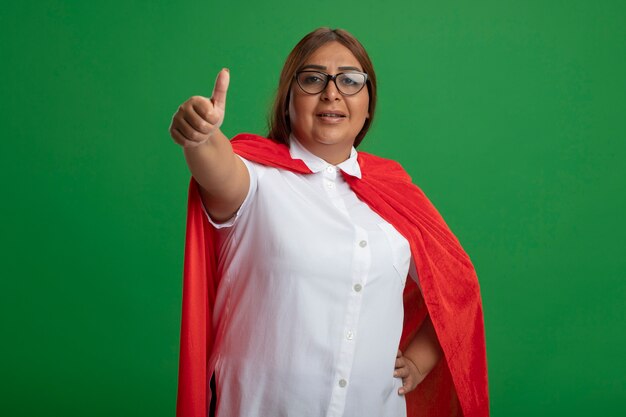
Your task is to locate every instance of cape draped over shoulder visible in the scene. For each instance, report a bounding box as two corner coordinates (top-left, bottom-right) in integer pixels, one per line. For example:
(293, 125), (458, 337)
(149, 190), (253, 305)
(176, 133), (489, 417)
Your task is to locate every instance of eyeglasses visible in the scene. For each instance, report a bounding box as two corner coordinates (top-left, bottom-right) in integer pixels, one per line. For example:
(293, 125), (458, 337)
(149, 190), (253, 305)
(294, 70), (368, 96)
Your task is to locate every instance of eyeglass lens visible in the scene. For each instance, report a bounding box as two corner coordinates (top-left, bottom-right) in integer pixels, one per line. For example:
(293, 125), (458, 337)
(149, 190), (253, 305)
(296, 71), (366, 95)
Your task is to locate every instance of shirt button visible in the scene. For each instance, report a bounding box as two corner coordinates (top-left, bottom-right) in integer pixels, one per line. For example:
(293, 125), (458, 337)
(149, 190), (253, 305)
(326, 182), (335, 189)
(346, 330), (354, 340)
(359, 240), (367, 248)
(326, 166), (335, 173)
(353, 283), (363, 292)
(338, 379), (347, 388)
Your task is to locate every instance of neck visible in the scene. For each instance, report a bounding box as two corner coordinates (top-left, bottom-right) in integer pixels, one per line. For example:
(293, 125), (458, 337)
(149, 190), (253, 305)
(314, 145), (352, 165)
(291, 136), (353, 166)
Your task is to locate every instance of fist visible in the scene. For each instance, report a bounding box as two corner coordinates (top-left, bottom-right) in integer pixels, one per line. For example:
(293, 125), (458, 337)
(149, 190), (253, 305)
(169, 68), (230, 148)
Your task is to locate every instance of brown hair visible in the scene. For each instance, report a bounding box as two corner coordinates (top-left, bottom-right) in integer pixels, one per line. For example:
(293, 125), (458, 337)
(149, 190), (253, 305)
(267, 27), (377, 148)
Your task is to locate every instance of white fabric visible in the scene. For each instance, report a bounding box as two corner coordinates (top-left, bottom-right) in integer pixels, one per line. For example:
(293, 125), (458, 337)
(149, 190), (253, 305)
(203, 135), (419, 417)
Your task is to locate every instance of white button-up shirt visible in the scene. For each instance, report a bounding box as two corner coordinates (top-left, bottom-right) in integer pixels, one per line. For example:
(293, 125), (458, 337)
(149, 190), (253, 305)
(204, 135), (419, 417)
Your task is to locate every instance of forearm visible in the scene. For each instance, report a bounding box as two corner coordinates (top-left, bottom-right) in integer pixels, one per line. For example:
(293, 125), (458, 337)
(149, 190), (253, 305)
(182, 128), (238, 197)
(403, 314), (443, 377)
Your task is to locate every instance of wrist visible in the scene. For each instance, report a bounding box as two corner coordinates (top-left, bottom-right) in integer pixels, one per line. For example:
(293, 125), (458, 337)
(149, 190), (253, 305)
(403, 351), (428, 376)
(182, 128), (224, 151)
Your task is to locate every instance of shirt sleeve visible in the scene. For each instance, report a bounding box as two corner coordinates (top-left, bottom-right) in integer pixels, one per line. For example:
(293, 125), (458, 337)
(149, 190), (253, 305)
(200, 155), (258, 229)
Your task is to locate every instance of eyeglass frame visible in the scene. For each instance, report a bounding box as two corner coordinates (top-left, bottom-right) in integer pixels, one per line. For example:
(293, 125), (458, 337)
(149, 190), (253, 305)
(293, 70), (369, 96)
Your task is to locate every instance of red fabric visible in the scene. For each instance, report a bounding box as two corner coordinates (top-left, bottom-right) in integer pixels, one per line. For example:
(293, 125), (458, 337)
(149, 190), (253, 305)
(176, 133), (489, 417)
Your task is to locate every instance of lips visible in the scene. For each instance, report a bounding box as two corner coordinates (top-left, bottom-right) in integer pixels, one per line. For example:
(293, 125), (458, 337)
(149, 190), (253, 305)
(316, 110), (346, 118)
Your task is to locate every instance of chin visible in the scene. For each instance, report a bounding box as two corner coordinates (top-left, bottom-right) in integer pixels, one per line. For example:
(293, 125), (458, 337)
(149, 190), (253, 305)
(314, 135), (343, 145)
(312, 129), (355, 145)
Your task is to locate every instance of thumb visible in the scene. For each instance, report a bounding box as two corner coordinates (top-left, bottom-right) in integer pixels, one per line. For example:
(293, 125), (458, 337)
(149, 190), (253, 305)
(211, 68), (230, 110)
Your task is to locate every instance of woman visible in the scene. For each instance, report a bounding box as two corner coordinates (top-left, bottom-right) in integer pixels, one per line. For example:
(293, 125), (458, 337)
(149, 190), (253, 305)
(170, 28), (489, 417)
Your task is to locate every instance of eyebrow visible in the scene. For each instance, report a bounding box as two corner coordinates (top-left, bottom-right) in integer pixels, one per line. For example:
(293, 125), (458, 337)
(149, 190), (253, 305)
(300, 64), (363, 71)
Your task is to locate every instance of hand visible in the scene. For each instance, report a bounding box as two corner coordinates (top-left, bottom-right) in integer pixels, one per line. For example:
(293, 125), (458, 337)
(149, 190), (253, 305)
(169, 68), (230, 148)
(394, 349), (426, 396)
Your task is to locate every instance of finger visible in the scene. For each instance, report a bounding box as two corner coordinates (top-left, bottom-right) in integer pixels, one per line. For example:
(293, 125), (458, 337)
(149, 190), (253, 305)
(175, 115), (208, 143)
(394, 365), (409, 378)
(183, 107), (213, 134)
(395, 356), (405, 369)
(172, 128), (208, 149)
(398, 385), (413, 396)
(399, 374), (417, 396)
(189, 97), (213, 123)
(397, 349), (402, 357)
(398, 380), (410, 395)
(171, 127), (205, 148)
(170, 127), (188, 146)
(189, 96), (221, 126)
(211, 68), (230, 110)
(403, 376), (417, 393)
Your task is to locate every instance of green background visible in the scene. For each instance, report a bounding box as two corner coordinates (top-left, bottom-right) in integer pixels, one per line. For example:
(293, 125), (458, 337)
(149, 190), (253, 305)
(1, 0), (624, 415)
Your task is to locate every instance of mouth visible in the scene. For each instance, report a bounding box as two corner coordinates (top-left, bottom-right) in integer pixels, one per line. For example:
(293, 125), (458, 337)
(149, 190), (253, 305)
(316, 111), (347, 120)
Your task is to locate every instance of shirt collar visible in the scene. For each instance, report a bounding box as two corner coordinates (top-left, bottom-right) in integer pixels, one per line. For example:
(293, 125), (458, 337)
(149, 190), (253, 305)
(288, 133), (362, 179)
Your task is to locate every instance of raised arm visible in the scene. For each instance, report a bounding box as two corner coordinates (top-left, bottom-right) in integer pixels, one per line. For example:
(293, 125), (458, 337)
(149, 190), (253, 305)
(169, 69), (250, 222)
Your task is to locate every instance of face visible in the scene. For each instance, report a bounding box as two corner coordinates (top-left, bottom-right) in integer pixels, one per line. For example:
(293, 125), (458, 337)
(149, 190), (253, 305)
(288, 41), (370, 161)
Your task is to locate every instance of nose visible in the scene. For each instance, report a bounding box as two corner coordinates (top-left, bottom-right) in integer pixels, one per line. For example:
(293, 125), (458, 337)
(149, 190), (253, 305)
(321, 78), (341, 101)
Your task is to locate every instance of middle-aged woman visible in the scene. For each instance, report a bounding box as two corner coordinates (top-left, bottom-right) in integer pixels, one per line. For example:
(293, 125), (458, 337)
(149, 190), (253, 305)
(170, 27), (489, 417)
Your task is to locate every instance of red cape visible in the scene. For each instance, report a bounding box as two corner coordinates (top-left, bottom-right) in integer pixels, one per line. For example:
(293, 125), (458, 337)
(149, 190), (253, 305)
(176, 133), (489, 417)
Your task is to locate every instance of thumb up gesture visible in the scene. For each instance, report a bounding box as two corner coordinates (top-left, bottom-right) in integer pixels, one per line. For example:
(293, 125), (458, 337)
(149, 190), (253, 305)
(169, 68), (230, 148)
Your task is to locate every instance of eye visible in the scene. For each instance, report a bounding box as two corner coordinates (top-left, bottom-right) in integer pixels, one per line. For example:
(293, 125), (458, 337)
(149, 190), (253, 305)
(304, 76), (322, 84)
(340, 77), (357, 86)
(339, 73), (364, 86)
(299, 72), (325, 85)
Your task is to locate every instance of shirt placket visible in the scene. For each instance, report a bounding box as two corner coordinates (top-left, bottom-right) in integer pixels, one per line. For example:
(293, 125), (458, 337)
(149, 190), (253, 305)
(322, 165), (371, 417)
